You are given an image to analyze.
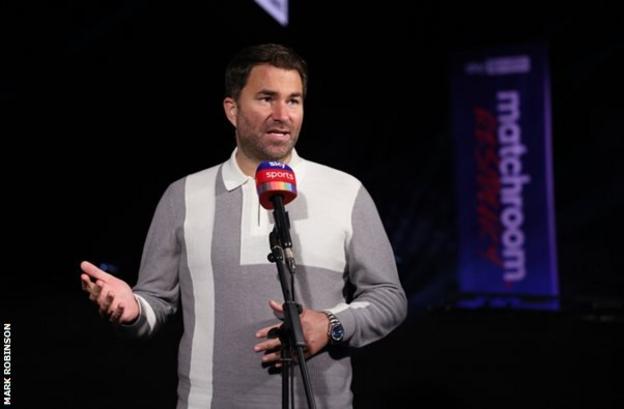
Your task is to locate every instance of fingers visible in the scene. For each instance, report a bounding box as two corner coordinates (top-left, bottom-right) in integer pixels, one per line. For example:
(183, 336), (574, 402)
(254, 324), (282, 353)
(254, 337), (281, 353)
(255, 322), (284, 366)
(103, 295), (123, 322)
(81, 274), (99, 296)
(80, 263), (139, 324)
(89, 290), (100, 302)
(109, 304), (124, 323)
(255, 324), (281, 339)
(81, 274), (108, 315)
(107, 297), (120, 316)
(260, 350), (282, 365)
(80, 263), (108, 305)
(254, 337), (282, 366)
(269, 299), (283, 311)
(83, 277), (102, 302)
(96, 284), (111, 306)
(98, 292), (113, 317)
(80, 274), (90, 291)
(80, 261), (111, 282)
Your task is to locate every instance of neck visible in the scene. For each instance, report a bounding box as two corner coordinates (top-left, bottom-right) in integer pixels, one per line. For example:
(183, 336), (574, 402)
(235, 149), (293, 177)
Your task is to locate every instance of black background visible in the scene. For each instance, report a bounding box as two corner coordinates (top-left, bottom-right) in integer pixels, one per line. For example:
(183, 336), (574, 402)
(2, 1), (623, 408)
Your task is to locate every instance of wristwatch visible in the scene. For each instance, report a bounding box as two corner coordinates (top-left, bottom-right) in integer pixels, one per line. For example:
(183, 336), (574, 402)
(324, 311), (345, 344)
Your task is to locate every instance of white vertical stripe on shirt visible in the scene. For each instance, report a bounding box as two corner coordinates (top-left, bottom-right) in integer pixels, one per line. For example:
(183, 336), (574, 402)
(184, 168), (218, 408)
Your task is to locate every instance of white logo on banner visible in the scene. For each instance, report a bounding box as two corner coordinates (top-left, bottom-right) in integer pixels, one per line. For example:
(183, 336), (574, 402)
(497, 90), (530, 282)
(465, 55), (531, 76)
(254, 0), (289, 26)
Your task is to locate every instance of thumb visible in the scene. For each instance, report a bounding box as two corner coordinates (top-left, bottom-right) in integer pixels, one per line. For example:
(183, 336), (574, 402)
(80, 261), (111, 282)
(269, 299), (284, 313)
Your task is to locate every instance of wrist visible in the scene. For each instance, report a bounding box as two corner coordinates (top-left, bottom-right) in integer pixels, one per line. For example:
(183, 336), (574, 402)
(323, 311), (345, 344)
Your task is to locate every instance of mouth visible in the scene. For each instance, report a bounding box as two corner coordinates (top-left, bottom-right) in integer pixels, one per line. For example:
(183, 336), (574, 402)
(265, 129), (291, 140)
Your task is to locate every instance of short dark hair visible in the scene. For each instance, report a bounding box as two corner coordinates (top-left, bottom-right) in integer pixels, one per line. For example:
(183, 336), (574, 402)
(224, 43), (308, 101)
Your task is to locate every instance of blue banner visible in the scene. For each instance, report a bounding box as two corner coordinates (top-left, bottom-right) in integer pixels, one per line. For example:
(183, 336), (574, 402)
(451, 45), (559, 310)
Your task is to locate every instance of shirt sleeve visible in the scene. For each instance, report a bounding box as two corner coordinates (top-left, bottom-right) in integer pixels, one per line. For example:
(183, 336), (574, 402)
(118, 180), (185, 338)
(331, 184), (407, 347)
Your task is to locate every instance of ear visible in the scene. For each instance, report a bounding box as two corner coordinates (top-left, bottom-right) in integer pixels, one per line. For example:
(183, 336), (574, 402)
(223, 97), (238, 127)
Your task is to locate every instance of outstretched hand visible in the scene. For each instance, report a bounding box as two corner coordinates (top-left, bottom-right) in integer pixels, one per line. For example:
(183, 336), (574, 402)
(254, 299), (330, 367)
(80, 261), (140, 324)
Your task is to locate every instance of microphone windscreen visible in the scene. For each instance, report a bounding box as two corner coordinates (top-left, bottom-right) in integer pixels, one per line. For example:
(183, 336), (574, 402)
(255, 161), (297, 209)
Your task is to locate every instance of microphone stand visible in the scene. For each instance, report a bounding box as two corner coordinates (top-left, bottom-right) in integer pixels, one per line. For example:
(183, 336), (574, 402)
(267, 195), (317, 409)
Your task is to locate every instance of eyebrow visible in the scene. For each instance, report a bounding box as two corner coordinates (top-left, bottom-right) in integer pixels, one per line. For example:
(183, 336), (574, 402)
(256, 89), (303, 99)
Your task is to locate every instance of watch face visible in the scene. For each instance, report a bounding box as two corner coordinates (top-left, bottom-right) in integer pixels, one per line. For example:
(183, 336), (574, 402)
(331, 324), (344, 341)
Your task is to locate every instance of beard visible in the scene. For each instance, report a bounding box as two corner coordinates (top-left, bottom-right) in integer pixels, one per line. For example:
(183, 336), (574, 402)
(236, 126), (299, 163)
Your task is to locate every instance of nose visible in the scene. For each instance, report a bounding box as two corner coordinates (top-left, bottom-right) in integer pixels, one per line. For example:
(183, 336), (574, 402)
(271, 101), (289, 122)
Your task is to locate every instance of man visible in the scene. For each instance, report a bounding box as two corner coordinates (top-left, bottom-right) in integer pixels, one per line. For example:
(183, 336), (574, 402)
(80, 43), (407, 409)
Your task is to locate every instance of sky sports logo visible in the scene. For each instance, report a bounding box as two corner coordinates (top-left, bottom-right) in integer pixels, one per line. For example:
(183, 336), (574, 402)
(263, 171), (295, 180)
(267, 161), (288, 168)
(465, 55), (531, 76)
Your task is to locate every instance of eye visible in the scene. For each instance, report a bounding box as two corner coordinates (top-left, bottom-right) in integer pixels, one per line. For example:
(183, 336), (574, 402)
(288, 98), (301, 106)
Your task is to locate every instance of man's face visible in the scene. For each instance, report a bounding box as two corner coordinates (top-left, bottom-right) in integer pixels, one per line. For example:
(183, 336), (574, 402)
(224, 64), (304, 163)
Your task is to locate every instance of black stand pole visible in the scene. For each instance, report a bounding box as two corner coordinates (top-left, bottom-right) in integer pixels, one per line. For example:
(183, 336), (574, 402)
(267, 196), (317, 409)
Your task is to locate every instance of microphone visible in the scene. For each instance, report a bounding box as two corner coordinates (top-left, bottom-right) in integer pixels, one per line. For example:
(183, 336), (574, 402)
(255, 161), (297, 210)
(256, 161), (297, 271)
